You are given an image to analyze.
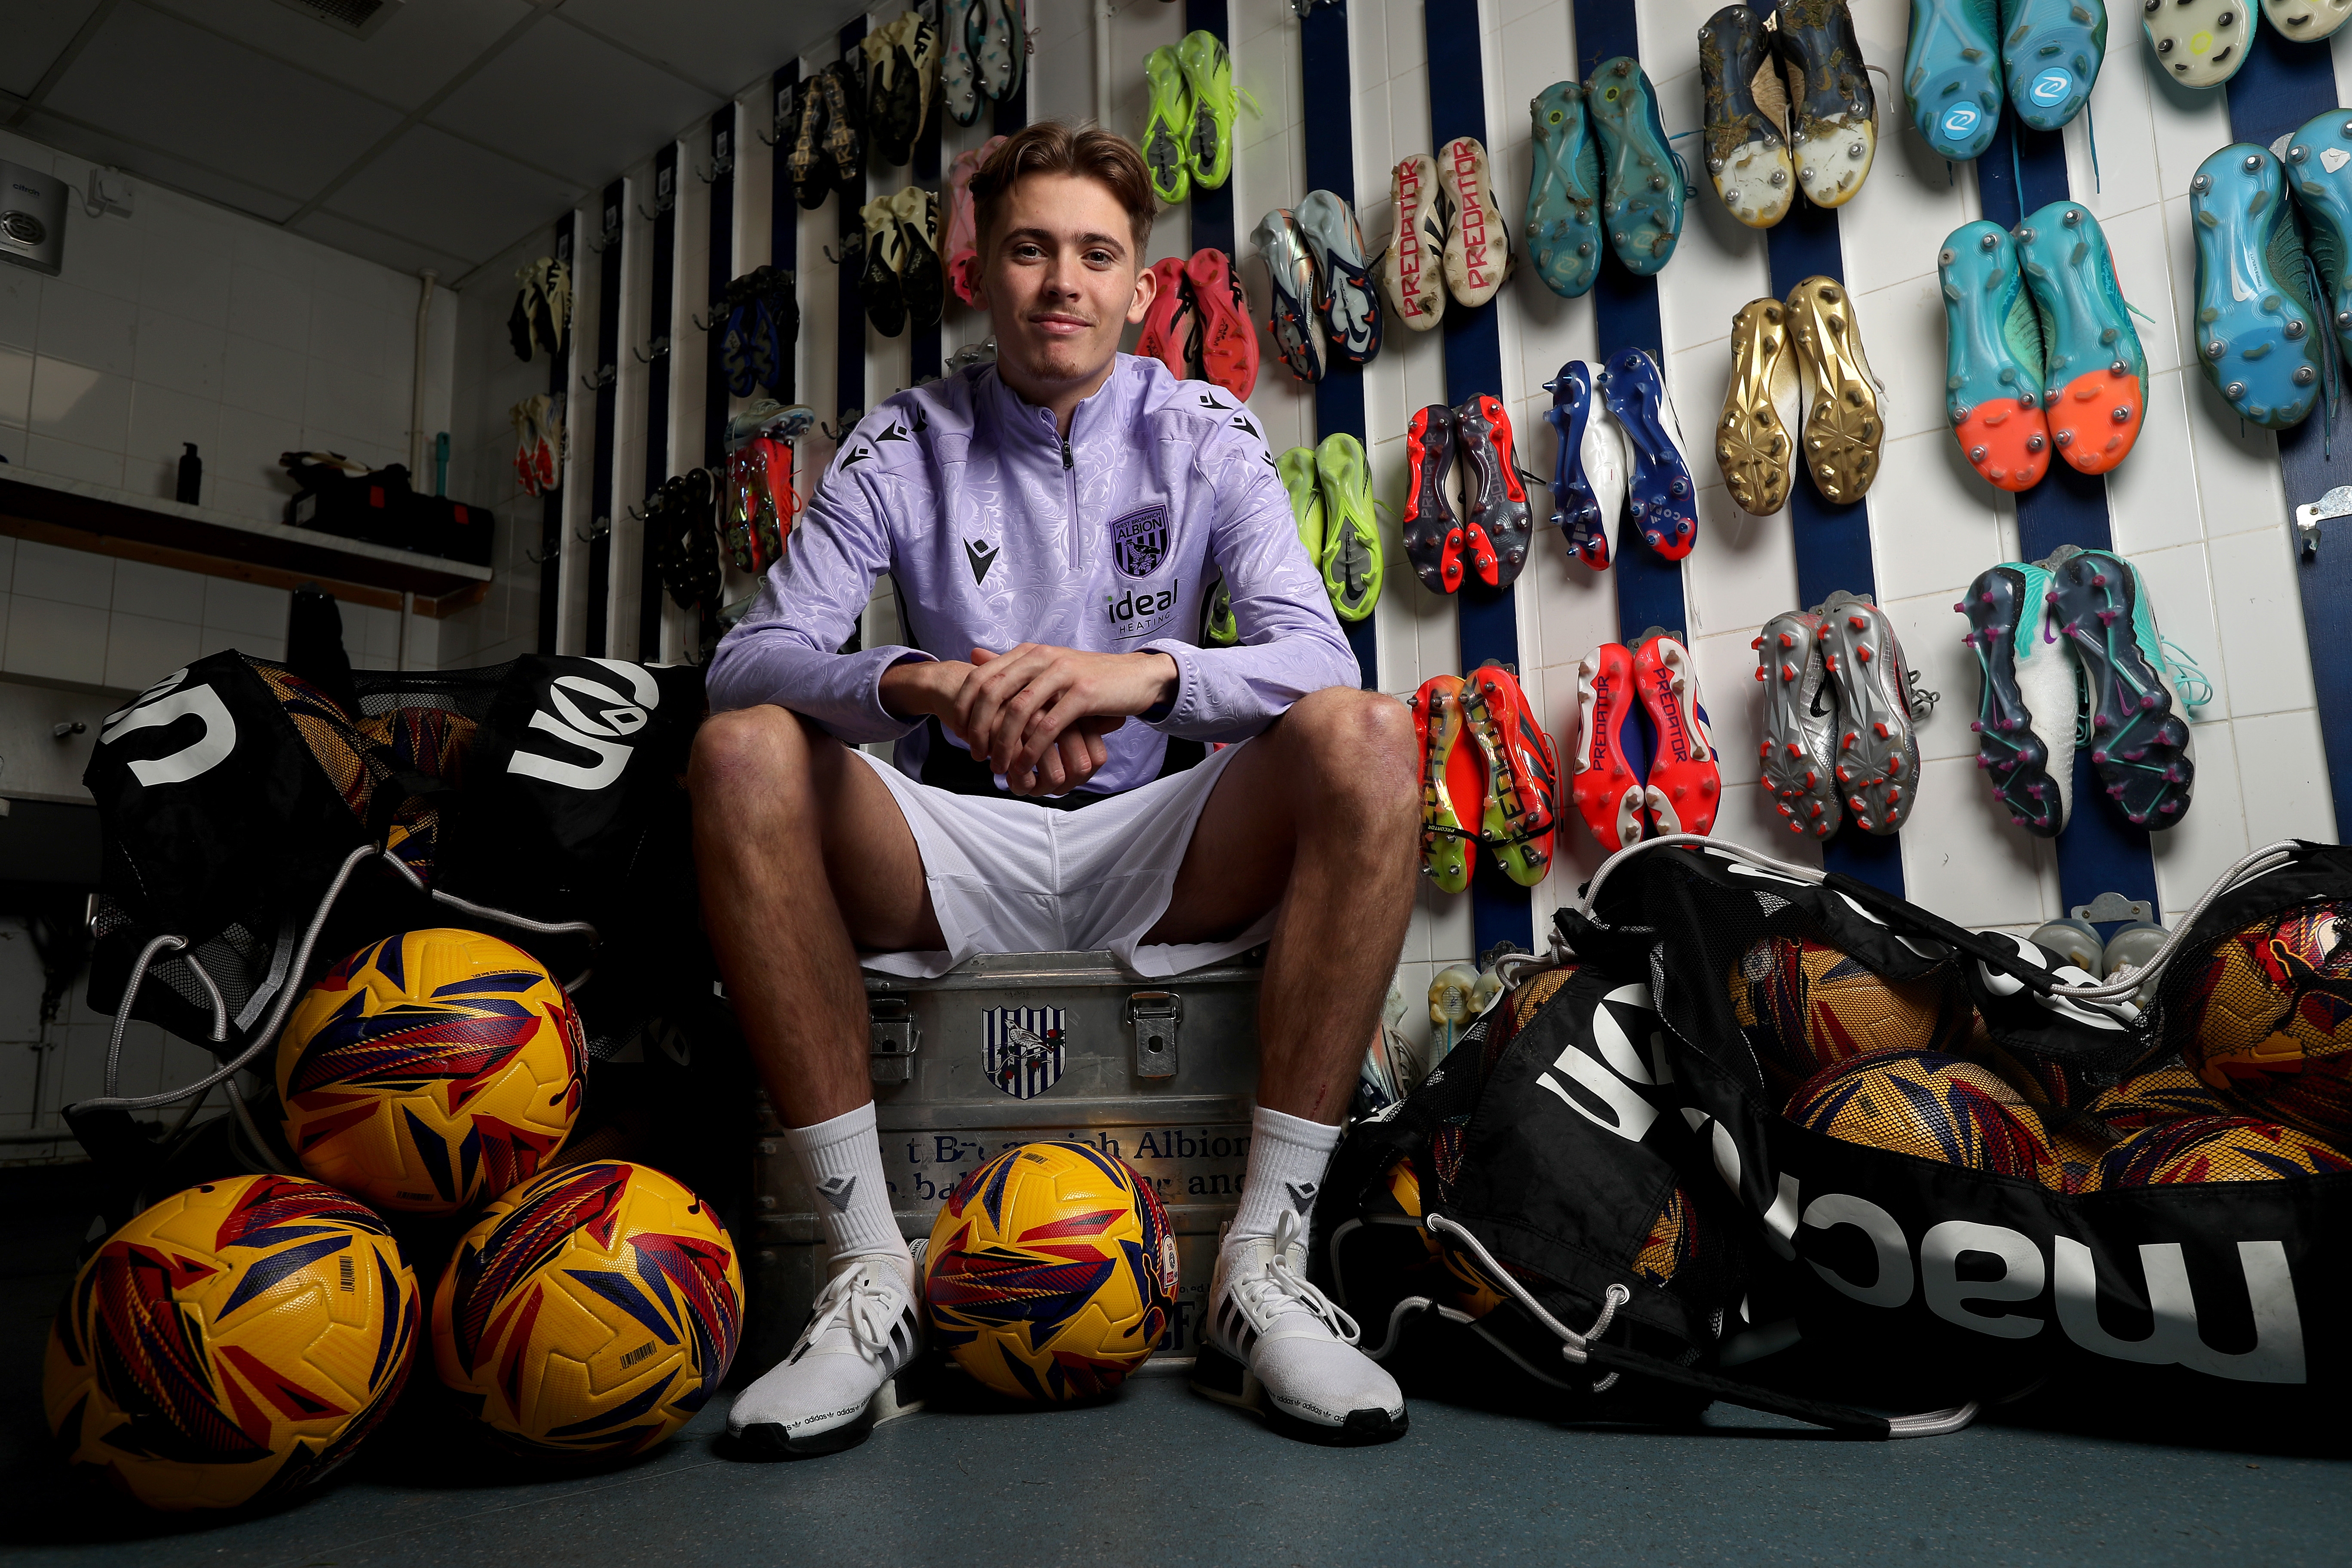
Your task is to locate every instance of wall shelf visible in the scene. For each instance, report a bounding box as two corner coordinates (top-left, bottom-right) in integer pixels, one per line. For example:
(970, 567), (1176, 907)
(0, 468), (493, 618)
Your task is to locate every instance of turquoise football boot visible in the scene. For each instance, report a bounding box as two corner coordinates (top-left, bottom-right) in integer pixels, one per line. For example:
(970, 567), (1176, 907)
(1939, 221), (2051, 492)
(2044, 545), (2197, 830)
(1586, 56), (1684, 277)
(1998, 0), (2105, 133)
(2189, 144), (2323, 430)
(1905, 0), (2002, 161)
(1526, 80), (1604, 298)
(2282, 108), (2352, 373)
(2014, 199), (2146, 474)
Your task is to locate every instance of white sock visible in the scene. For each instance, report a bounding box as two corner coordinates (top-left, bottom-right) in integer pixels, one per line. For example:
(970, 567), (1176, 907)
(1227, 1104), (1344, 1248)
(784, 1102), (910, 1279)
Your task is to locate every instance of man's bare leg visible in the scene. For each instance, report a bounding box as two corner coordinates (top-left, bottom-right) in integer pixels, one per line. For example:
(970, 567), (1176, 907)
(1146, 686), (1421, 1445)
(1144, 686), (1422, 1121)
(688, 706), (941, 1129)
(690, 706), (941, 1459)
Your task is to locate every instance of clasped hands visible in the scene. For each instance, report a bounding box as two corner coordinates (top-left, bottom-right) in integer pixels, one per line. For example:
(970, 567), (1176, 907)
(880, 644), (1179, 796)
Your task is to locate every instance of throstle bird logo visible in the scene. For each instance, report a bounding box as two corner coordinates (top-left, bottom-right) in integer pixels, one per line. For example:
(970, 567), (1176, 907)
(983, 1008), (1067, 1100)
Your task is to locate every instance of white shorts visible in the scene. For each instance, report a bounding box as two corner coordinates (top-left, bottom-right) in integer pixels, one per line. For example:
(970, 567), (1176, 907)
(852, 741), (1272, 979)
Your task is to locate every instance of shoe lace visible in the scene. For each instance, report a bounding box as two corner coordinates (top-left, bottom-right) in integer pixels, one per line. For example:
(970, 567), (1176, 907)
(795, 1254), (907, 1363)
(2161, 637), (2214, 708)
(1235, 1210), (1362, 1345)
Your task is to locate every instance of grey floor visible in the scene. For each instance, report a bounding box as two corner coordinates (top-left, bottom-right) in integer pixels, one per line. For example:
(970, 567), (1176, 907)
(6, 1164), (2349, 1567)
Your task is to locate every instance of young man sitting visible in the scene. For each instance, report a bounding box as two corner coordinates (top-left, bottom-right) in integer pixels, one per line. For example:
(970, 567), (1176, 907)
(693, 122), (1418, 1453)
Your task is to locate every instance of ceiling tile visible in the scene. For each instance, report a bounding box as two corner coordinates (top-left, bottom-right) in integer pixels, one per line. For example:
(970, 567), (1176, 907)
(554, 0), (875, 98)
(288, 208), (470, 279)
(43, 4), (404, 196)
(0, 0), (106, 98)
(322, 123), (581, 266)
(16, 108), (303, 223)
(426, 22), (717, 188)
(137, 0), (536, 113)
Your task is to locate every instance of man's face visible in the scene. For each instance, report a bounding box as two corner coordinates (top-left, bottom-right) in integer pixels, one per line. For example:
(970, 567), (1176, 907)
(974, 171), (1155, 393)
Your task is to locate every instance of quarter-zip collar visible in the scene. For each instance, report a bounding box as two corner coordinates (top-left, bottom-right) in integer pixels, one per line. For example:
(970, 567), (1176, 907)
(982, 356), (1132, 470)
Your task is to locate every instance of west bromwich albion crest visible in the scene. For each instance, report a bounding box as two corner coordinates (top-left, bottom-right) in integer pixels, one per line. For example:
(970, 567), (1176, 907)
(1108, 505), (1170, 579)
(983, 1007), (1066, 1099)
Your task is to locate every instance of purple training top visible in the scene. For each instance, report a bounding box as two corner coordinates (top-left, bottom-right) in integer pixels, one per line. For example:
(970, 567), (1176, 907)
(706, 353), (1360, 796)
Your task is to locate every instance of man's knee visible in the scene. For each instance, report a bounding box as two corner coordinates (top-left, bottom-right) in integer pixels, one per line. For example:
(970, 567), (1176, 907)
(689, 705), (834, 808)
(1278, 688), (1418, 805)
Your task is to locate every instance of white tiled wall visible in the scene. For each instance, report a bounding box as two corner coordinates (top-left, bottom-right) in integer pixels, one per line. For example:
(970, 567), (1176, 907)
(0, 126), (432, 534)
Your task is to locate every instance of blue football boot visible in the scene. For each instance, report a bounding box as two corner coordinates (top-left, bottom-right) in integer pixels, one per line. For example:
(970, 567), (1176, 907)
(1699, 6), (1795, 229)
(2015, 199), (2146, 474)
(1527, 80), (1604, 297)
(2282, 109), (2352, 372)
(1998, 0), (2105, 133)
(1598, 349), (1698, 560)
(2189, 144), (2323, 430)
(1904, 0), (2002, 161)
(1586, 56), (1684, 276)
(2262, 0), (2352, 41)
(1776, 0), (1876, 208)
(1542, 360), (1626, 570)
(2044, 545), (2197, 829)
(1939, 221), (2052, 491)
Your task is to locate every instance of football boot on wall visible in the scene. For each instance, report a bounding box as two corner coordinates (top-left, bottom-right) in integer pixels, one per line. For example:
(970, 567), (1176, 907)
(1452, 394), (1531, 591)
(1381, 153), (1450, 331)
(1142, 45), (1193, 205)
(1599, 348), (1699, 559)
(818, 61), (864, 199)
(943, 0), (984, 126)
(1939, 221), (2052, 492)
(1252, 208), (1327, 384)
(1632, 632), (1721, 836)
(2281, 110), (2352, 372)
(1314, 433), (1384, 622)
(1905, 0), (2003, 161)
(1754, 606), (1843, 840)
(858, 197), (908, 338)
(1572, 643), (1653, 851)
(2013, 200), (2145, 475)
(894, 187), (945, 330)
(2144, 0), (2253, 88)
(1134, 256), (1195, 380)
(1526, 80), (1605, 296)
(2262, 0), (2352, 38)
(1718, 296), (1801, 515)
(1403, 403), (1465, 594)
(1586, 57), (1684, 276)
(1783, 275), (1883, 503)
(1439, 136), (1511, 308)
(2044, 546), (2198, 829)
(1700, 5), (1795, 229)
(1462, 665), (1560, 888)
(1409, 675), (1479, 894)
(974, 0), (1026, 107)
(1178, 30), (1255, 193)
(1958, 555), (2075, 836)
(1776, 0), (1876, 208)
(1543, 360), (1626, 570)
(2189, 145), (2323, 429)
(1999, 0), (2105, 132)
(1187, 248), (1260, 399)
(1815, 591), (1925, 836)
(1295, 190), (1382, 364)
(1279, 446), (1326, 569)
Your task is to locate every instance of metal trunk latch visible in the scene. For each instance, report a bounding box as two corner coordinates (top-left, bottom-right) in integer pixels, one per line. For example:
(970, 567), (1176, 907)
(1125, 991), (1179, 1079)
(868, 995), (918, 1085)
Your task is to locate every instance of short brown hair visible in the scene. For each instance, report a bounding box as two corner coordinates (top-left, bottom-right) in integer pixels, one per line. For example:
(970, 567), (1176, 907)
(969, 120), (1157, 257)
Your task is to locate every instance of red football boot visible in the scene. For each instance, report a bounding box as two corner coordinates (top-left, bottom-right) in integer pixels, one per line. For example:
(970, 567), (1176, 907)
(1403, 403), (1465, 595)
(1632, 631), (1721, 836)
(1462, 664), (1559, 886)
(1570, 643), (1650, 851)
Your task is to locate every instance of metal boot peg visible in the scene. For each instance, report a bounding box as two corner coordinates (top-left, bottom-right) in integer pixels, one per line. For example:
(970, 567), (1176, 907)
(2293, 484), (2352, 560)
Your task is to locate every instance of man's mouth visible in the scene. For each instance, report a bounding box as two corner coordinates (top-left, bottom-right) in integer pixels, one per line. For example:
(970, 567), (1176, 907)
(1030, 312), (1092, 336)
